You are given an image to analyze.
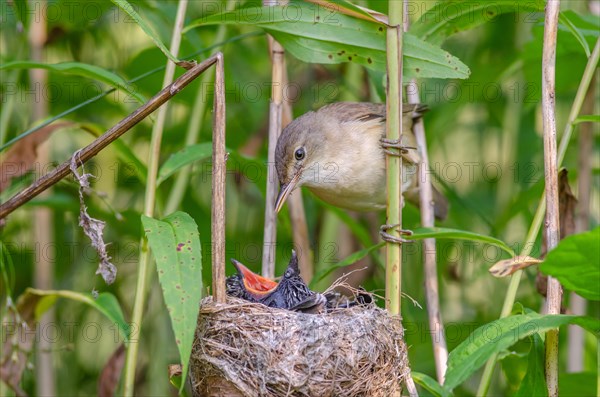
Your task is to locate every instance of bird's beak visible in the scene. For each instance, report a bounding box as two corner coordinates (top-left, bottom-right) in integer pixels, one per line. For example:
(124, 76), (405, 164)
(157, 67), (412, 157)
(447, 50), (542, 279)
(275, 171), (301, 213)
(231, 259), (277, 292)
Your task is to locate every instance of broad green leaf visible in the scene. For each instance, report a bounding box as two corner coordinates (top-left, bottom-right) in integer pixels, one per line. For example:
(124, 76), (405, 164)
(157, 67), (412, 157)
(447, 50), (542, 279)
(188, 2), (470, 79)
(25, 288), (130, 342)
(157, 143), (212, 186)
(142, 212), (203, 391)
(573, 114), (600, 124)
(444, 313), (600, 390)
(411, 0), (545, 45)
(539, 227), (600, 300)
(110, 0), (180, 63)
(515, 333), (547, 397)
(0, 61), (145, 104)
(412, 371), (452, 397)
(310, 243), (384, 288)
(411, 227), (515, 256)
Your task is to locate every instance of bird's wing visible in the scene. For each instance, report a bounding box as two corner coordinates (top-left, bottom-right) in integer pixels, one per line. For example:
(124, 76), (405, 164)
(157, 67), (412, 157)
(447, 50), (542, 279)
(319, 102), (424, 164)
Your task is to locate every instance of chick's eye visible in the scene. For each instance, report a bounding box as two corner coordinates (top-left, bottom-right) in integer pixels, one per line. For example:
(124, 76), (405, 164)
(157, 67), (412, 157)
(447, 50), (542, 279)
(294, 148), (305, 161)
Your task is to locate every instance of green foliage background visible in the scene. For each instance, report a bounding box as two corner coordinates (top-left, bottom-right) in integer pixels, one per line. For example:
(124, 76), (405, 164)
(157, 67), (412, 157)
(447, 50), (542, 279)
(1, 0), (598, 395)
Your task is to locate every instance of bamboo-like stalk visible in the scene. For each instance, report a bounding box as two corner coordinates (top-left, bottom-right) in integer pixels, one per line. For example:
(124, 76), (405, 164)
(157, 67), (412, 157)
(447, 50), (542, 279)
(29, 1), (55, 394)
(476, 25), (600, 397)
(403, 0), (447, 383)
(568, 74), (595, 372)
(123, 2), (188, 394)
(211, 53), (227, 303)
(541, 3), (562, 395)
(385, 0), (404, 316)
(261, 0), (288, 278)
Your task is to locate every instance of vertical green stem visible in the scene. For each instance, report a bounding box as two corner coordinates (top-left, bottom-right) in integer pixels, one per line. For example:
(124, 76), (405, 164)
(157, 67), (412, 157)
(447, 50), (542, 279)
(476, 35), (599, 397)
(122, 1), (188, 395)
(385, 0), (404, 316)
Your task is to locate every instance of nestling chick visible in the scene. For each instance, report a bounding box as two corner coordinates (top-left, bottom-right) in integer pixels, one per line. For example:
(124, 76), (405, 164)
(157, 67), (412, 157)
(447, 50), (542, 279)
(274, 102), (447, 219)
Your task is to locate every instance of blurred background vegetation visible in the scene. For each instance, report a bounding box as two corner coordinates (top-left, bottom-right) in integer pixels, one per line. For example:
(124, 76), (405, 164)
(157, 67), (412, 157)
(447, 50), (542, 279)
(1, 0), (598, 396)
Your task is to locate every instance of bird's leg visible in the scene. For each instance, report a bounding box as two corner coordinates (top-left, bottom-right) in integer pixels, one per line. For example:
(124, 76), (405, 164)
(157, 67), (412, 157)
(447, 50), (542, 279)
(380, 138), (416, 157)
(380, 224), (414, 244)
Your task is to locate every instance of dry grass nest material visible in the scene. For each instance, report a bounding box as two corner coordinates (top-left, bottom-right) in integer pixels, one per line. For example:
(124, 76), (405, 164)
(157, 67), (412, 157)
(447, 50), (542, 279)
(190, 294), (409, 397)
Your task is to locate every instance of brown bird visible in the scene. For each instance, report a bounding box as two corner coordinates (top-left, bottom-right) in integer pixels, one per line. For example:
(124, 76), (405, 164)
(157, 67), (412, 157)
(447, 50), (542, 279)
(274, 102), (447, 223)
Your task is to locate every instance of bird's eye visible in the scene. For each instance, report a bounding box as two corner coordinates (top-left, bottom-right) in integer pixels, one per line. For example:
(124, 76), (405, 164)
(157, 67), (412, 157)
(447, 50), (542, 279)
(294, 148), (305, 161)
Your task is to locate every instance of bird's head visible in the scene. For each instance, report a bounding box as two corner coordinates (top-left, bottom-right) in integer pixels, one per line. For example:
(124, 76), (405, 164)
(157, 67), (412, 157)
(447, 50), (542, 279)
(274, 111), (329, 212)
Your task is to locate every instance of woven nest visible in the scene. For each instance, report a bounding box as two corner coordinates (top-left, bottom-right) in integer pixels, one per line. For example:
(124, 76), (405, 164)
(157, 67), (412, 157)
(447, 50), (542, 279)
(189, 296), (409, 397)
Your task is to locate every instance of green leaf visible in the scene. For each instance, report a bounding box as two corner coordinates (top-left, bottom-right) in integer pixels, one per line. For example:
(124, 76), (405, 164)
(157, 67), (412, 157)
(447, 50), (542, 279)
(110, 0), (180, 63)
(573, 114), (600, 124)
(559, 11), (591, 57)
(412, 371), (452, 397)
(142, 212), (203, 391)
(0, 61), (145, 104)
(411, 0), (545, 45)
(157, 143), (213, 186)
(25, 288), (130, 342)
(306, 0), (387, 24)
(309, 243), (384, 288)
(539, 227), (600, 300)
(188, 2), (470, 79)
(444, 313), (600, 391)
(515, 333), (547, 397)
(411, 227), (515, 256)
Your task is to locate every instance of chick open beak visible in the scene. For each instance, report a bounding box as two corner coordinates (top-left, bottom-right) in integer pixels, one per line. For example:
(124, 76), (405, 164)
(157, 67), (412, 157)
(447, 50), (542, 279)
(231, 259), (277, 294)
(274, 171), (301, 213)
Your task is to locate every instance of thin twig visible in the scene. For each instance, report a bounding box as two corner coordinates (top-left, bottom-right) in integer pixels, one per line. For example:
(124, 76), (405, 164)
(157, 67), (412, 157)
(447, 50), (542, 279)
(541, 2), (562, 395)
(403, 0), (448, 383)
(261, 0), (288, 278)
(0, 56), (219, 220)
(123, 2), (189, 395)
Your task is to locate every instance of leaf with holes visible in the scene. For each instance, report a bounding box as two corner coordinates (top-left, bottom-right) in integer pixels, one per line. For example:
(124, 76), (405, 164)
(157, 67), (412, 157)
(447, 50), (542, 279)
(142, 212), (203, 391)
(188, 1), (469, 79)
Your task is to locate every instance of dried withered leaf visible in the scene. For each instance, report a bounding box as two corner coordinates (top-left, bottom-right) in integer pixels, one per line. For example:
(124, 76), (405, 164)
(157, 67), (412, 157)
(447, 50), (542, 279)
(489, 256), (542, 278)
(98, 344), (126, 397)
(70, 150), (116, 284)
(0, 121), (72, 193)
(0, 293), (44, 397)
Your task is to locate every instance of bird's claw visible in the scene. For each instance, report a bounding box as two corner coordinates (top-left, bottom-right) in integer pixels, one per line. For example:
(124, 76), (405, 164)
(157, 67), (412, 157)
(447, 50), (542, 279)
(380, 224), (414, 244)
(380, 138), (415, 157)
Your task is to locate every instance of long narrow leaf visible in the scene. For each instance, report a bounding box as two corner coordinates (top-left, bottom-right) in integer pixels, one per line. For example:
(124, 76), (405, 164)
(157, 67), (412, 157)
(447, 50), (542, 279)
(142, 212), (203, 390)
(411, 227), (515, 256)
(0, 61), (145, 104)
(110, 0), (180, 63)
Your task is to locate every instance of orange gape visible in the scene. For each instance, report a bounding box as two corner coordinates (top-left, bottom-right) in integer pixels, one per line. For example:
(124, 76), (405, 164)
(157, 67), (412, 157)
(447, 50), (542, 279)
(235, 262), (278, 294)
